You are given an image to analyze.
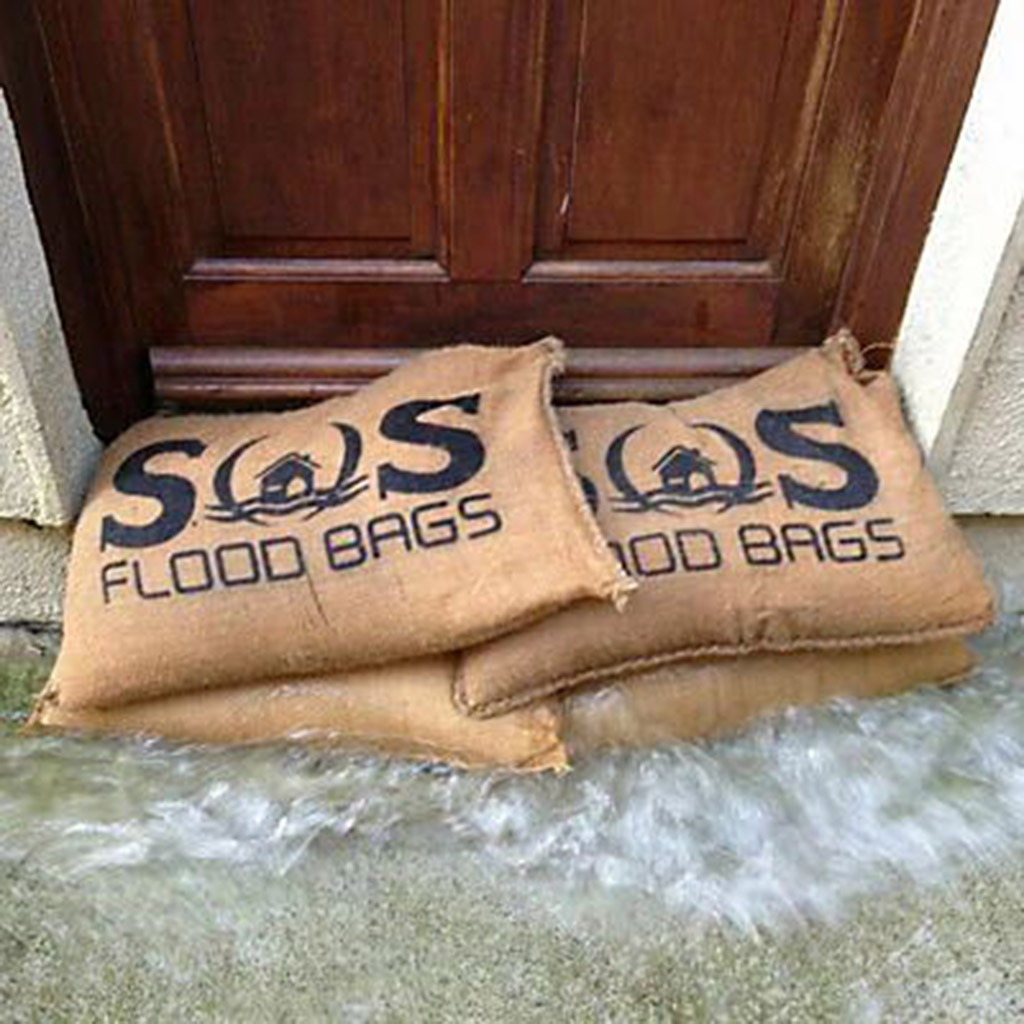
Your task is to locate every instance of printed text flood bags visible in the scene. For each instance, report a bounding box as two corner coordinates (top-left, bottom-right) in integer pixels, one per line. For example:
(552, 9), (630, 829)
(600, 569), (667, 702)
(457, 336), (993, 717)
(53, 340), (631, 710)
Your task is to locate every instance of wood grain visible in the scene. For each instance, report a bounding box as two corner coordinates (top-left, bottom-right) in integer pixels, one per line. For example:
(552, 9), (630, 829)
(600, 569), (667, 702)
(567, 0), (791, 243)
(190, 0), (435, 250)
(5, 0), (995, 434)
(834, 0), (1000, 359)
(183, 275), (778, 347)
(0, 0), (137, 436)
(152, 344), (806, 407)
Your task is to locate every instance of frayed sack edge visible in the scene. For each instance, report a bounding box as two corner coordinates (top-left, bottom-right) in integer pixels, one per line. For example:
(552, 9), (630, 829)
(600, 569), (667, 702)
(24, 673), (569, 775)
(453, 331), (992, 718)
(557, 647), (978, 756)
(453, 611), (994, 720)
(536, 336), (636, 612)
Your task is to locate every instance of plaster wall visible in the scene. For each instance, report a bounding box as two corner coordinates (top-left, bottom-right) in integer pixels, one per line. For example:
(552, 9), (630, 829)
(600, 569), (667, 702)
(0, 87), (96, 622)
(0, 88), (99, 528)
(943, 274), (1024, 514)
(0, 519), (69, 624)
(894, 0), (1024, 471)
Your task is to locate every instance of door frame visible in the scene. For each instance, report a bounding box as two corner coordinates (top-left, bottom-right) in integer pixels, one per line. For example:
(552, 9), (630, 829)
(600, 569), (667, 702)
(0, 0), (1000, 439)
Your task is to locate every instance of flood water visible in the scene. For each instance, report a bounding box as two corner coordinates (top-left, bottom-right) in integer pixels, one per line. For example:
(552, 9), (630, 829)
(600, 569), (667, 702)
(4, 616), (1024, 1020)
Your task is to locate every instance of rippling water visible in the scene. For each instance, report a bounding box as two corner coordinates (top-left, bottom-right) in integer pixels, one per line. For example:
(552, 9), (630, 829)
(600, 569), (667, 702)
(4, 628), (1024, 933)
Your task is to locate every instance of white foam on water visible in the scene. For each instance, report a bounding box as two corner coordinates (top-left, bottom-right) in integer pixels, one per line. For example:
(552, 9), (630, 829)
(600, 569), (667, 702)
(4, 629), (1024, 931)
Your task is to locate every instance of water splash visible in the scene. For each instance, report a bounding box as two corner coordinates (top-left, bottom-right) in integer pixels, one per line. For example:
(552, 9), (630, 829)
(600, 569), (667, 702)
(4, 633), (1024, 933)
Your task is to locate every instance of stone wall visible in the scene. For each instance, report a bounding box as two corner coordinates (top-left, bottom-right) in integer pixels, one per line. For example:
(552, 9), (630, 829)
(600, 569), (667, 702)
(0, 89), (99, 624)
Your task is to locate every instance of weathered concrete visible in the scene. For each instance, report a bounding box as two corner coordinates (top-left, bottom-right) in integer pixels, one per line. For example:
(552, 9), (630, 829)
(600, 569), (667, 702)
(944, 277), (1024, 513)
(0, 89), (100, 528)
(0, 519), (69, 624)
(894, 0), (1024, 469)
(0, 87), (95, 626)
(5, 648), (1024, 1022)
(3, 842), (1024, 1023)
(0, 628), (52, 720)
(960, 516), (1024, 628)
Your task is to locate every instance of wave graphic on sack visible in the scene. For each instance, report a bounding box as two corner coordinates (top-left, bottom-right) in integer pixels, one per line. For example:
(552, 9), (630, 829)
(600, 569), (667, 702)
(205, 423), (370, 525)
(607, 422), (774, 515)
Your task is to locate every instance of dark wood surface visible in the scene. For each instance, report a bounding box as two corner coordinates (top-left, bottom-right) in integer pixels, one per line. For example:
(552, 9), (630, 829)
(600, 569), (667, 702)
(191, 1), (426, 247)
(558, 0), (791, 246)
(152, 343), (806, 407)
(834, 0), (1001, 363)
(0, 1), (140, 435)
(4, 1), (999, 433)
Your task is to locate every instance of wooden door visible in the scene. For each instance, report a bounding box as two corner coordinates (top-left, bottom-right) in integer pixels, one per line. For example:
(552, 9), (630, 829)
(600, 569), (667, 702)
(4, 1), (997, 437)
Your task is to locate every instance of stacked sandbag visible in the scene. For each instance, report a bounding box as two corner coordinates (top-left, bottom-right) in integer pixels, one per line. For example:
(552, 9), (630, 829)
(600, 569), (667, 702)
(561, 641), (973, 755)
(34, 333), (993, 767)
(457, 333), (992, 748)
(32, 340), (628, 770)
(32, 659), (565, 772)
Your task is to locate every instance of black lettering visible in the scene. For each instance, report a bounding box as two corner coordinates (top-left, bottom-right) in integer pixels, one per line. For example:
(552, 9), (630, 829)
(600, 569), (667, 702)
(100, 560), (129, 605)
(259, 536), (306, 581)
(214, 542), (262, 587)
(866, 517), (905, 562)
(169, 549), (214, 595)
(822, 520), (868, 563)
(323, 524), (367, 572)
(780, 523), (825, 563)
(100, 439), (206, 551)
(459, 492), (502, 539)
(755, 402), (879, 512)
(377, 394), (486, 498)
(739, 523), (782, 566)
(675, 528), (722, 572)
(628, 532), (677, 577)
(368, 512), (413, 559)
(131, 560), (171, 601)
(411, 500), (459, 548)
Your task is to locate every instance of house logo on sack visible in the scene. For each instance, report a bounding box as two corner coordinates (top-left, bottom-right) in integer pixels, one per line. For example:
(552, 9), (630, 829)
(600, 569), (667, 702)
(205, 424), (370, 525)
(606, 422), (774, 514)
(604, 401), (883, 516)
(99, 393), (493, 552)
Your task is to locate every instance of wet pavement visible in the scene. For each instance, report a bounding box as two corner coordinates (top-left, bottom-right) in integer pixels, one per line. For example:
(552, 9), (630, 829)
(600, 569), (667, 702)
(4, 628), (1024, 1022)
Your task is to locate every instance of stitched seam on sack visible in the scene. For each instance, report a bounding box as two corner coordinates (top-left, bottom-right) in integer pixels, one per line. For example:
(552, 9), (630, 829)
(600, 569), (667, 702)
(554, 659), (975, 752)
(458, 334), (960, 719)
(538, 342), (636, 611)
(55, 593), (560, 712)
(60, 340), (629, 713)
(30, 699), (564, 770)
(455, 609), (995, 719)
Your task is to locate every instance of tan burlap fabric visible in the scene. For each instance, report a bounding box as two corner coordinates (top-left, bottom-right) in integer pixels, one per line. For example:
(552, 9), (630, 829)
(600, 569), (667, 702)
(54, 340), (631, 710)
(563, 639), (974, 754)
(458, 336), (993, 717)
(32, 657), (565, 773)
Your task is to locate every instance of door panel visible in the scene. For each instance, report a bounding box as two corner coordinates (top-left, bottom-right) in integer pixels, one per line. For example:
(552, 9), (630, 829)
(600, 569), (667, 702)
(191, 0), (424, 249)
(12, 0), (998, 435)
(560, 0), (792, 246)
(535, 0), (826, 265)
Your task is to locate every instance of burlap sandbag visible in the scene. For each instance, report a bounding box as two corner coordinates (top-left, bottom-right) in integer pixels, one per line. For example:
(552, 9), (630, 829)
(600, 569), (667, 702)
(54, 340), (631, 710)
(31, 658), (565, 772)
(563, 639), (973, 754)
(458, 335), (993, 717)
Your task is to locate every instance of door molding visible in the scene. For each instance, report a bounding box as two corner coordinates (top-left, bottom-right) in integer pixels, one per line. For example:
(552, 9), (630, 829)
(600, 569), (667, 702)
(150, 343), (808, 408)
(1, 0), (999, 437)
